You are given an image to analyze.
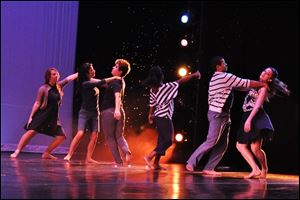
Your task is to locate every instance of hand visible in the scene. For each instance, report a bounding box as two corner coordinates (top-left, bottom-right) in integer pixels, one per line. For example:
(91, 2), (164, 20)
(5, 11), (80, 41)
(194, 70), (201, 80)
(114, 76), (122, 80)
(148, 114), (153, 124)
(114, 110), (121, 120)
(27, 117), (33, 128)
(244, 120), (251, 133)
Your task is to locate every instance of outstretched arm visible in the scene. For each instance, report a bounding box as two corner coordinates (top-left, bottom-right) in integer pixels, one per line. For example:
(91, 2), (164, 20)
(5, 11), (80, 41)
(244, 87), (268, 132)
(59, 72), (78, 88)
(66, 72), (78, 82)
(178, 70), (201, 85)
(249, 80), (268, 89)
(104, 76), (121, 83)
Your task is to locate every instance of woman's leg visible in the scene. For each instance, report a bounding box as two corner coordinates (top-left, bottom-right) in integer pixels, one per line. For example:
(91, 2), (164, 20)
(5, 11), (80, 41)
(251, 140), (268, 179)
(144, 151), (157, 168)
(236, 142), (261, 178)
(64, 131), (84, 161)
(10, 130), (37, 158)
(42, 135), (65, 159)
(86, 131), (100, 163)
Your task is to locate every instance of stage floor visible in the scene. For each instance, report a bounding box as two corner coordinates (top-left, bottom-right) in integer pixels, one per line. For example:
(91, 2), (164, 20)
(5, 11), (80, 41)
(1, 152), (298, 199)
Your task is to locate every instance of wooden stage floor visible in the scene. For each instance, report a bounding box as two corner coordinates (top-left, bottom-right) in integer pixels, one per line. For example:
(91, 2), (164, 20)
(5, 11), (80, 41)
(1, 152), (298, 199)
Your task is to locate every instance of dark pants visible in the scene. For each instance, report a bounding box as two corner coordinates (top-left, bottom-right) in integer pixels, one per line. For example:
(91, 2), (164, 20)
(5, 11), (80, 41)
(153, 116), (174, 156)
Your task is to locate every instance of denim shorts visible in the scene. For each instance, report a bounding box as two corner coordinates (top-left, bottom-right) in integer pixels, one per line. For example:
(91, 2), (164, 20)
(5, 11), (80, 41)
(78, 109), (100, 132)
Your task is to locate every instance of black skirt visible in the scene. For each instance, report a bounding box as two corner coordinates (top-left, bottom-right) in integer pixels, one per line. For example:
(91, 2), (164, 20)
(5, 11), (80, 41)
(236, 108), (274, 144)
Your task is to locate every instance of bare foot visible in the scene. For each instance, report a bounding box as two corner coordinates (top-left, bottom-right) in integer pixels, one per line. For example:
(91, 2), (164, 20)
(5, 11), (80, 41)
(186, 164), (194, 172)
(63, 155), (72, 161)
(86, 159), (101, 164)
(10, 150), (20, 158)
(144, 156), (154, 169)
(259, 169), (267, 179)
(202, 170), (222, 176)
(153, 164), (167, 170)
(114, 163), (123, 168)
(244, 170), (261, 179)
(42, 152), (57, 160)
(125, 153), (132, 163)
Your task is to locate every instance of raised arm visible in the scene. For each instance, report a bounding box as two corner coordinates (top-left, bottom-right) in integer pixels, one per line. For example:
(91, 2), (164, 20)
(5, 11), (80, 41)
(178, 70), (201, 85)
(59, 72), (78, 88)
(244, 87), (268, 132)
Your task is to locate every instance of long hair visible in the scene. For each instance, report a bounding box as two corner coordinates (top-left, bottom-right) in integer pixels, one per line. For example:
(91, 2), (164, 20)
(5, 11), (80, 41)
(44, 67), (63, 97)
(77, 62), (92, 93)
(268, 67), (290, 98)
(142, 66), (164, 88)
(78, 63), (92, 83)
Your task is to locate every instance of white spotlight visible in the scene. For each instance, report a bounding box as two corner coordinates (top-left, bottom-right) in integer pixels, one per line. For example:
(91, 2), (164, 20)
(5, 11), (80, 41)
(175, 133), (184, 142)
(181, 39), (188, 47)
(181, 15), (189, 23)
(178, 67), (187, 77)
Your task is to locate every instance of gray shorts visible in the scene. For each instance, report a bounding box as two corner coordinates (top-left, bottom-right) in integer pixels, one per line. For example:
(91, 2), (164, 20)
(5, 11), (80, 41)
(78, 109), (100, 132)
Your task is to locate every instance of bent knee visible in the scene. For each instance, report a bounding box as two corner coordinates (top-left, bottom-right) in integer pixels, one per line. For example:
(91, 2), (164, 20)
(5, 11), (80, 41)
(236, 142), (246, 151)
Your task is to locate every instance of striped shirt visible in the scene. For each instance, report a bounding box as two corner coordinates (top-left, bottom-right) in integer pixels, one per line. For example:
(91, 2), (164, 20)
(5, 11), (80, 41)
(149, 81), (179, 120)
(208, 72), (250, 113)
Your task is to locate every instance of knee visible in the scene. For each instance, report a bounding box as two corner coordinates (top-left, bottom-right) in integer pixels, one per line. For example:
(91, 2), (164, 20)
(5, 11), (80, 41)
(57, 136), (66, 142)
(250, 146), (260, 154)
(236, 143), (245, 152)
(76, 131), (84, 138)
(90, 133), (98, 140)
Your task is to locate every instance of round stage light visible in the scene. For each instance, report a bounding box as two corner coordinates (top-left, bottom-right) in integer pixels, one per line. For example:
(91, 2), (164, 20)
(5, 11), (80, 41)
(178, 67), (188, 77)
(181, 15), (189, 23)
(180, 39), (188, 47)
(175, 133), (184, 142)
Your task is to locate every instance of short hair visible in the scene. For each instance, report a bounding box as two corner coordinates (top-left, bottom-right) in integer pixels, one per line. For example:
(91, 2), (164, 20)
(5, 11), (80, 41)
(210, 56), (224, 71)
(115, 59), (131, 78)
(142, 66), (164, 87)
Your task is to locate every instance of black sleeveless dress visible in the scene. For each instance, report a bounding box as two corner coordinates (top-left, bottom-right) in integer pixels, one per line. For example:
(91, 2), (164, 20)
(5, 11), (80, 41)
(24, 85), (65, 137)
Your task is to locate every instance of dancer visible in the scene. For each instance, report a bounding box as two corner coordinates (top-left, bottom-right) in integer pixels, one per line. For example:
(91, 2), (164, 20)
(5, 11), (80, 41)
(64, 63), (120, 163)
(101, 59), (132, 167)
(186, 56), (267, 175)
(10, 67), (78, 159)
(143, 66), (201, 170)
(236, 67), (290, 179)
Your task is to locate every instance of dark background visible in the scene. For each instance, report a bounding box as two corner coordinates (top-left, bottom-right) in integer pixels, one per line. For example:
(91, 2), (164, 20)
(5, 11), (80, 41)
(73, 1), (298, 174)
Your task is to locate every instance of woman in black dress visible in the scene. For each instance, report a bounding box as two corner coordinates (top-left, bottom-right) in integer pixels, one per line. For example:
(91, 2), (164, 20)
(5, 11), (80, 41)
(10, 67), (78, 159)
(236, 67), (290, 178)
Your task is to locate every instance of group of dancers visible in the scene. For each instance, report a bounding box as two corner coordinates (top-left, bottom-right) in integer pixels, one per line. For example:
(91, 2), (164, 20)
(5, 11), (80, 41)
(10, 56), (290, 179)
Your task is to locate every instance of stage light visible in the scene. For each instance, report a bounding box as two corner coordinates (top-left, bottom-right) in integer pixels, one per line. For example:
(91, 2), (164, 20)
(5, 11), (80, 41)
(175, 133), (184, 142)
(178, 67), (187, 77)
(180, 39), (188, 47)
(181, 14), (189, 23)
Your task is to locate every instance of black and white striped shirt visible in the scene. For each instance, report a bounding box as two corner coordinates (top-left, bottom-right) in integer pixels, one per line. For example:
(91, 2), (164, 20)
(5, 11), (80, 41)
(208, 72), (250, 113)
(149, 81), (179, 120)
